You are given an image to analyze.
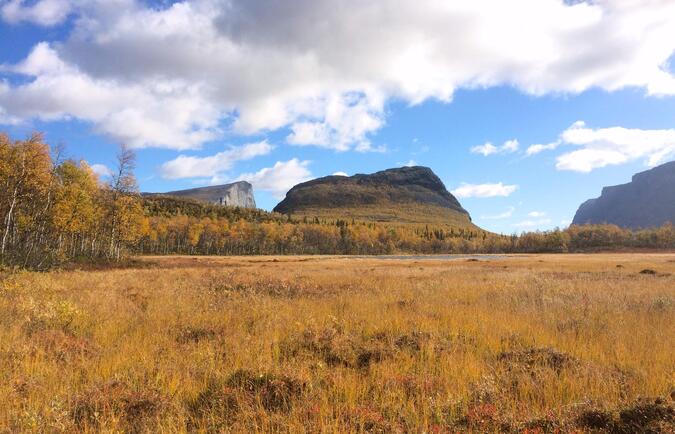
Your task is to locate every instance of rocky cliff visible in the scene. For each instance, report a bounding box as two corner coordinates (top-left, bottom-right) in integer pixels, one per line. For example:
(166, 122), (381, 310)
(273, 166), (475, 226)
(572, 161), (675, 229)
(147, 181), (256, 208)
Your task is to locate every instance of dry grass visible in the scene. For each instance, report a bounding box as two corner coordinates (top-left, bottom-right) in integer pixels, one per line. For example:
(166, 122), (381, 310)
(1, 253), (674, 432)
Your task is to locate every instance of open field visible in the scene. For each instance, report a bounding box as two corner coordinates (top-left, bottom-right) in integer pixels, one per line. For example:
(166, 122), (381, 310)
(1, 254), (674, 432)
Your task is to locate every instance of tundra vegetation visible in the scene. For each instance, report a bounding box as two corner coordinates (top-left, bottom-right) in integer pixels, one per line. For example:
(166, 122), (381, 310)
(0, 255), (673, 432)
(0, 133), (674, 432)
(2, 133), (675, 270)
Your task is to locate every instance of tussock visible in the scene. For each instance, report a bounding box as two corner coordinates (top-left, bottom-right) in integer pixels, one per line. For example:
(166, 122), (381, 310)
(70, 381), (168, 432)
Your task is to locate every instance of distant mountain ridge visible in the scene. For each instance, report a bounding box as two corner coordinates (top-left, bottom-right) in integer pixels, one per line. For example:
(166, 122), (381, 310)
(145, 181), (256, 208)
(273, 166), (476, 227)
(572, 160), (675, 229)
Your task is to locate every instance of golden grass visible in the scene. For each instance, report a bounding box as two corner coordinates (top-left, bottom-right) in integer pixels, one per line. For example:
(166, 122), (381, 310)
(1, 254), (673, 432)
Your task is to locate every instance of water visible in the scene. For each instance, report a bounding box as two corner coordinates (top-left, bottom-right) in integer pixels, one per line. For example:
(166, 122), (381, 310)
(356, 254), (506, 261)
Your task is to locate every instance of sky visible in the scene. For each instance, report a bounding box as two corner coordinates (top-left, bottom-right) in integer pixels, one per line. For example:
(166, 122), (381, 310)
(1, 0), (675, 234)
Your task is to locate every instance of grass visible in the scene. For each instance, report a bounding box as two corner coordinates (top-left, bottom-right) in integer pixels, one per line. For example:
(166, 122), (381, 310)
(0, 254), (673, 432)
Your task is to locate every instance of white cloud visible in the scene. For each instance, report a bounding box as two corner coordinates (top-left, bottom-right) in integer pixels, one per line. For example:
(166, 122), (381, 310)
(1, 43), (221, 150)
(502, 139), (519, 153)
(555, 121), (675, 172)
(451, 182), (518, 198)
(526, 141), (561, 156)
(285, 93), (385, 152)
(0, 0), (674, 150)
(471, 139), (519, 156)
(236, 159), (312, 199)
(513, 218), (552, 228)
(160, 140), (273, 179)
(527, 211), (546, 217)
(1, 0), (73, 26)
(471, 143), (498, 156)
(481, 206), (515, 220)
(332, 171), (348, 177)
(90, 163), (112, 178)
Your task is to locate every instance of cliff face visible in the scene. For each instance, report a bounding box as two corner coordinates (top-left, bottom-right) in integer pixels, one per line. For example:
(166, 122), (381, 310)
(572, 161), (675, 229)
(273, 166), (474, 226)
(148, 181), (256, 208)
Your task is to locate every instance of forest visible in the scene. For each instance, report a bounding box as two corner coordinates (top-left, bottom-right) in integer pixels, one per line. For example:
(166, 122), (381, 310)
(2, 133), (675, 269)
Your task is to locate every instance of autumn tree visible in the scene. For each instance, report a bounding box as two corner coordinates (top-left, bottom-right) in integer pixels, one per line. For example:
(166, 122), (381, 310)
(102, 145), (144, 259)
(0, 133), (53, 265)
(52, 161), (101, 257)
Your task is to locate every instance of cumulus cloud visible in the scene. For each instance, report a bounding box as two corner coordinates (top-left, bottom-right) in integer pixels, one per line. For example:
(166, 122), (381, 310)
(471, 139), (519, 156)
(528, 211), (546, 217)
(471, 143), (498, 156)
(1, 0), (73, 26)
(90, 163), (112, 178)
(1, 0), (675, 150)
(236, 159), (312, 199)
(285, 94), (384, 152)
(332, 171), (348, 176)
(502, 139), (519, 153)
(555, 121), (675, 172)
(160, 140), (273, 179)
(526, 121), (675, 171)
(1, 43), (221, 150)
(451, 182), (518, 198)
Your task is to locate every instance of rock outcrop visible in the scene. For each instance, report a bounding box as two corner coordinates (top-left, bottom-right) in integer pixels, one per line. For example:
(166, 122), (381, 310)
(273, 166), (475, 226)
(147, 181), (256, 208)
(572, 161), (675, 229)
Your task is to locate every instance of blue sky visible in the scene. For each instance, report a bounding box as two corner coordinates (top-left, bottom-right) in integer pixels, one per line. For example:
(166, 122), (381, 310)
(2, 0), (675, 234)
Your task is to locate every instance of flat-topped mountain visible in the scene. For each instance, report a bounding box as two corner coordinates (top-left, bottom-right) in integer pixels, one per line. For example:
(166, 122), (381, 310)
(572, 161), (675, 229)
(274, 166), (475, 226)
(145, 181), (256, 208)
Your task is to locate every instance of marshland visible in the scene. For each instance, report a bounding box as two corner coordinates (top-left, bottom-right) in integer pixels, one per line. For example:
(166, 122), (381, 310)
(1, 254), (673, 432)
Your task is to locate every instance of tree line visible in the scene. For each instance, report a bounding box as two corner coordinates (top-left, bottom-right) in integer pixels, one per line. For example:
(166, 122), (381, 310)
(2, 133), (675, 269)
(135, 214), (675, 256)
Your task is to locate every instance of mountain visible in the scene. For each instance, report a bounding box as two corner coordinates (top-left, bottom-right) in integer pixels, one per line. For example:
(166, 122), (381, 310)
(273, 166), (476, 227)
(145, 181), (256, 208)
(572, 161), (675, 229)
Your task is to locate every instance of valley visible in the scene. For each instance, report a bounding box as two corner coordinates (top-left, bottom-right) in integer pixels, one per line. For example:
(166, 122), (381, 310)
(3, 2), (675, 433)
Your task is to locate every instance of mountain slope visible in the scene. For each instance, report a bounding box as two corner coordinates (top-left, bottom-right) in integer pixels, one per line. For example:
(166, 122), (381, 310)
(572, 161), (675, 229)
(273, 166), (476, 227)
(145, 181), (256, 208)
